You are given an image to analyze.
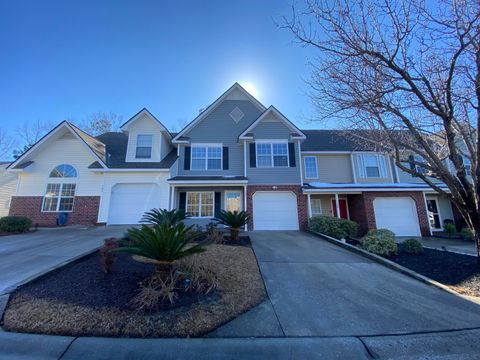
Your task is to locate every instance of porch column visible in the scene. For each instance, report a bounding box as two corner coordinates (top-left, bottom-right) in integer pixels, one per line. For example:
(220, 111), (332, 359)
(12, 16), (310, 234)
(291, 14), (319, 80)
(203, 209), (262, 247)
(335, 193), (341, 219)
(244, 184), (248, 231)
(170, 186), (175, 210)
(307, 193), (312, 218)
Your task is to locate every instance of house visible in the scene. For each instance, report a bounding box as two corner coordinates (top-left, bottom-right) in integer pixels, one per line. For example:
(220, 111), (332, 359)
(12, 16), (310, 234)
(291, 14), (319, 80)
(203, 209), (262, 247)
(6, 83), (460, 236)
(0, 162), (17, 218)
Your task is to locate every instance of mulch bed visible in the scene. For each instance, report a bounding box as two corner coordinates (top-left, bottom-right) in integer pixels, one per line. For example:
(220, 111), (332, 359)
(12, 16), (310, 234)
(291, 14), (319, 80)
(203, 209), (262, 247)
(387, 248), (480, 297)
(195, 234), (251, 247)
(1, 244), (266, 338)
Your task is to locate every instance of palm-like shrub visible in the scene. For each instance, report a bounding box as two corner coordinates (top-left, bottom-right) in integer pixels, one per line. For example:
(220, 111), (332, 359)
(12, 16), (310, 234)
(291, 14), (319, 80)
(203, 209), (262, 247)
(141, 208), (186, 227)
(113, 223), (208, 271)
(214, 210), (249, 240)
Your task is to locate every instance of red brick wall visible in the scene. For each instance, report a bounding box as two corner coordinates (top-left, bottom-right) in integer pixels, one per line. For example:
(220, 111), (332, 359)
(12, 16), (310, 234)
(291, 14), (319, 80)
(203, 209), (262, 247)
(360, 192), (430, 236)
(347, 194), (369, 235)
(9, 196), (101, 227)
(246, 185), (307, 230)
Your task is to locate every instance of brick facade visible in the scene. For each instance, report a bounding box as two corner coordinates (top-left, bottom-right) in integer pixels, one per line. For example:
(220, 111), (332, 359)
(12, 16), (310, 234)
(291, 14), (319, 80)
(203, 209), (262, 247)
(246, 185), (307, 230)
(346, 192), (430, 236)
(9, 196), (101, 227)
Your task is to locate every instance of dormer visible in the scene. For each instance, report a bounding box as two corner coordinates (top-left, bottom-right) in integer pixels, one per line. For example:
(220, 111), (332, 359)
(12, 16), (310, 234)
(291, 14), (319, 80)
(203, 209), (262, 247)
(121, 108), (172, 162)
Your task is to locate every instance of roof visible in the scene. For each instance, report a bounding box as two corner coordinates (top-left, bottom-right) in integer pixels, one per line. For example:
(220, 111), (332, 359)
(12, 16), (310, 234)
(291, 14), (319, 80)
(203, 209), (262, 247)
(303, 182), (448, 192)
(168, 176), (248, 181)
(300, 130), (386, 152)
(11, 161), (34, 170)
(96, 132), (177, 169)
(120, 108), (172, 138)
(68, 122), (106, 161)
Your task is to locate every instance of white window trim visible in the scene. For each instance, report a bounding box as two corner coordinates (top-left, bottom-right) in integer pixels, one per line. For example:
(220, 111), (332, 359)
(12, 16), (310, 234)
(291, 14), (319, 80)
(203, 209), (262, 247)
(255, 140), (289, 168)
(310, 197), (323, 215)
(186, 191), (215, 218)
(304, 156), (318, 179)
(224, 190), (243, 212)
(190, 143), (223, 171)
(425, 195), (443, 231)
(358, 154), (387, 179)
(42, 183), (76, 213)
(135, 134), (153, 159)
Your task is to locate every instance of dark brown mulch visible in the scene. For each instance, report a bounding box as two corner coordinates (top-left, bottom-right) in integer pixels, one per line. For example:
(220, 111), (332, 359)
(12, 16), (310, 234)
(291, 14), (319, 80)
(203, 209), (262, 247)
(195, 234), (251, 247)
(387, 248), (480, 297)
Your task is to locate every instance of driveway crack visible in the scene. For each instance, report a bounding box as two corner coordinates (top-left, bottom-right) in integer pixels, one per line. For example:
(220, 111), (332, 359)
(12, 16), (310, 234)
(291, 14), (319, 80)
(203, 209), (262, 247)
(58, 336), (78, 360)
(357, 336), (376, 359)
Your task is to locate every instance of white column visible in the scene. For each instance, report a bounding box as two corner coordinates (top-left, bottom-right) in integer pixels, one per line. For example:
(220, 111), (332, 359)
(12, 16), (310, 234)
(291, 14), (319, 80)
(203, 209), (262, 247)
(335, 193), (341, 219)
(170, 186), (175, 210)
(244, 184), (248, 231)
(423, 192), (433, 236)
(307, 193), (312, 218)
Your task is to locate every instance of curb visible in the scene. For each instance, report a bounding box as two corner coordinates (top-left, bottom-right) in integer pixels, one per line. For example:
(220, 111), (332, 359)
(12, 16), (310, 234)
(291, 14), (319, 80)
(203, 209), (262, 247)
(310, 231), (480, 306)
(422, 245), (475, 258)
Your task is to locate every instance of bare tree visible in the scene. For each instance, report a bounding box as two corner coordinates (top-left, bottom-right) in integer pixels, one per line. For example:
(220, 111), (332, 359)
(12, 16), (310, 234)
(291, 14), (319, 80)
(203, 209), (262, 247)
(77, 112), (122, 136)
(284, 0), (480, 257)
(0, 128), (15, 160)
(13, 120), (53, 159)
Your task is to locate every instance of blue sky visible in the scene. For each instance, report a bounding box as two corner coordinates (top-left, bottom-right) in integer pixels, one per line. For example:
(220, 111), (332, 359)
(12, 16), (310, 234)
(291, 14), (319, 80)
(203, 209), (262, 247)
(0, 0), (321, 134)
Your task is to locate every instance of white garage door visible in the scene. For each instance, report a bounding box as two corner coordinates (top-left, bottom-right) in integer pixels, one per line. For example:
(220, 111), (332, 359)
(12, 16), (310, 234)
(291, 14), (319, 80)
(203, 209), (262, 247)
(108, 183), (162, 224)
(253, 191), (299, 230)
(373, 197), (421, 236)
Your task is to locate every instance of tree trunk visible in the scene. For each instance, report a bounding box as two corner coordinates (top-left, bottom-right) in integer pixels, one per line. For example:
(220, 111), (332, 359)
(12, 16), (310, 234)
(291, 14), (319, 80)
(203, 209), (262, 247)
(230, 227), (240, 241)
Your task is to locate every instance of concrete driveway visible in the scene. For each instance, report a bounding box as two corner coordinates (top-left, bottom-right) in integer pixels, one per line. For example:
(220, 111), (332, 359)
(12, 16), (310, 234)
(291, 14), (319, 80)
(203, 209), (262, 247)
(0, 225), (130, 294)
(250, 231), (480, 337)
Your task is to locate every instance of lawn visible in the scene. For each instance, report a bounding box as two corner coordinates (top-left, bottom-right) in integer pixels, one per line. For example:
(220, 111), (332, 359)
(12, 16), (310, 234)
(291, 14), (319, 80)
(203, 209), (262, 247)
(2, 241), (266, 337)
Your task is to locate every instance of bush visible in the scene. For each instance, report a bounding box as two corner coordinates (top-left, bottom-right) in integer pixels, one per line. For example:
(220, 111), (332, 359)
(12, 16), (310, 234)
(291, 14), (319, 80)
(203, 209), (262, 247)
(360, 228), (397, 257)
(308, 215), (358, 239)
(141, 208), (186, 227)
(205, 223), (224, 244)
(214, 210), (249, 241)
(461, 227), (474, 241)
(443, 222), (456, 237)
(0, 216), (32, 233)
(401, 238), (423, 254)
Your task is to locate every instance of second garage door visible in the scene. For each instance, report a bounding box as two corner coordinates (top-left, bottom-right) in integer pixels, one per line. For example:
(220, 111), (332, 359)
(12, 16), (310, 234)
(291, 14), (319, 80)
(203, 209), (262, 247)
(373, 197), (421, 236)
(108, 183), (162, 224)
(253, 191), (299, 230)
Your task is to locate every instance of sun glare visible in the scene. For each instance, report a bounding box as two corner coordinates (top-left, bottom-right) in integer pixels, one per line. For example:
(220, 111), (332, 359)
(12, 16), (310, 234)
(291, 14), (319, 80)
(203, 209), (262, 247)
(241, 82), (259, 98)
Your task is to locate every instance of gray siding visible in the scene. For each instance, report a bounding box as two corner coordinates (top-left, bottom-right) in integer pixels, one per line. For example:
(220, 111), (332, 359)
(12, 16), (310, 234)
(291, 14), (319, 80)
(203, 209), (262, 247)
(247, 119), (302, 184)
(302, 154), (353, 183)
(177, 100), (262, 176)
(394, 158), (443, 184)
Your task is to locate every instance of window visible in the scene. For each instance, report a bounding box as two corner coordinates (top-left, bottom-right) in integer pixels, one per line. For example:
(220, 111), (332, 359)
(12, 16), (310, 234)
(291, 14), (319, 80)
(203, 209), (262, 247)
(304, 156), (318, 178)
(191, 145), (222, 170)
(225, 191), (241, 212)
(256, 142), (289, 167)
(359, 154), (387, 178)
(49, 164), (77, 178)
(186, 192), (214, 217)
(42, 183), (76, 212)
(463, 156), (472, 176)
(136, 134), (153, 159)
(414, 155), (426, 175)
(311, 198), (322, 215)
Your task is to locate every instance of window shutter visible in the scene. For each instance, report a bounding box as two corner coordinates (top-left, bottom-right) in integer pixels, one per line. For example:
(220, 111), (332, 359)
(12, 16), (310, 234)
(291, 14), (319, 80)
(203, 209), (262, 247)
(223, 147), (229, 170)
(214, 192), (221, 217)
(179, 192), (186, 211)
(357, 155), (365, 178)
(379, 155), (387, 178)
(458, 155), (464, 165)
(184, 147), (191, 170)
(288, 143), (296, 167)
(249, 143), (256, 168)
(408, 155), (415, 170)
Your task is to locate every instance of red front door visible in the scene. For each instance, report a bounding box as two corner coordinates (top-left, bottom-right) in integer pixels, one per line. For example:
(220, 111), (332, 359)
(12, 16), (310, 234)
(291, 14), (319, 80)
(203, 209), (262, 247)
(332, 199), (348, 219)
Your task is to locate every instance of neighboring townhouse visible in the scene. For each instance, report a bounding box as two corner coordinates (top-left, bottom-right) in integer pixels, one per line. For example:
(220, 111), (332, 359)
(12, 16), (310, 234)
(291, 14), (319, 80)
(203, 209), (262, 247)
(0, 162), (17, 217)
(6, 83), (461, 236)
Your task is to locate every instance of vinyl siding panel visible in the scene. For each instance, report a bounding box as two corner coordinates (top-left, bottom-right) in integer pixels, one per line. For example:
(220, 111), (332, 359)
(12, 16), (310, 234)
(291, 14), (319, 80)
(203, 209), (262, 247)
(0, 165), (17, 217)
(177, 100), (262, 176)
(353, 153), (394, 184)
(302, 154), (353, 183)
(251, 118), (292, 139)
(16, 136), (103, 197)
(125, 114), (168, 162)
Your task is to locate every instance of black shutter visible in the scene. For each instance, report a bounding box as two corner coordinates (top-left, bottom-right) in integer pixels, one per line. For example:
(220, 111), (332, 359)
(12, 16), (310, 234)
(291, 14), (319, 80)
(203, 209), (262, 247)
(223, 147), (229, 170)
(249, 143), (256, 168)
(408, 155), (415, 170)
(184, 147), (191, 170)
(179, 192), (186, 211)
(288, 143), (296, 167)
(214, 192), (221, 217)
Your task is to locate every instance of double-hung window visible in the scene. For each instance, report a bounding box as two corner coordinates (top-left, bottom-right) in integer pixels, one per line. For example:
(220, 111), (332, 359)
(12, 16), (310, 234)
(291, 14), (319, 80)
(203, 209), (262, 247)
(462, 155), (472, 176)
(256, 142), (288, 167)
(304, 156), (318, 178)
(358, 154), (387, 178)
(186, 192), (214, 217)
(43, 164), (77, 212)
(414, 155), (426, 175)
(191, 144), (222, 170)
(136, 134), (153, 159)
(310, 198), (322, 215)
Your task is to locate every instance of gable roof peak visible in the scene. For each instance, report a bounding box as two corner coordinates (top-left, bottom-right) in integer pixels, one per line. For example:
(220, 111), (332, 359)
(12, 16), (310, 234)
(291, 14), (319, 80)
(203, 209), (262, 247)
(120, 108), (172, 138)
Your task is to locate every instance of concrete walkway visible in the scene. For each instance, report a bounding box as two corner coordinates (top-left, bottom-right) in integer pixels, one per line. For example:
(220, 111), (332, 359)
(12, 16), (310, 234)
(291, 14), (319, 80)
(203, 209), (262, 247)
(0, 225), (129, 294)
(415, 236), (477, 256)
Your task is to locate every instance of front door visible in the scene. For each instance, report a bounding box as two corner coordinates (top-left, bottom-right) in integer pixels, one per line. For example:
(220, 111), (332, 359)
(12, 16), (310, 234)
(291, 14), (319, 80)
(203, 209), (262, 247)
(332, 199), (348, 219)
(426, 197), (442, 230)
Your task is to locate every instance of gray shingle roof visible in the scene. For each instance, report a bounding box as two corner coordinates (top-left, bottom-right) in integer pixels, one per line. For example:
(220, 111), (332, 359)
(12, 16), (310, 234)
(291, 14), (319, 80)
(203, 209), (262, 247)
(168, 176), (247, 181)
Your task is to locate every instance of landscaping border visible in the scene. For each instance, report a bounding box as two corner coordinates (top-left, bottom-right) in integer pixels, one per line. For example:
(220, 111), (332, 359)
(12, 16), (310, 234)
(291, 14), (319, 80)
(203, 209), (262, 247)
(309, 230), (480, 305)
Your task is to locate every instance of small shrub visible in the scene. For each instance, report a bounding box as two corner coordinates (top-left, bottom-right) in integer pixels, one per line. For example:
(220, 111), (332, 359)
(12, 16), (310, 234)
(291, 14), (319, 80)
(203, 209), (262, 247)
(360, 228), (397, 257)
(0, 216), (32, 233)
(180, 259), (218, 295)
(308, 216), (358, 239)
(443, 223), (456, 237)
(214, 210), (249, 240)
(401, 238), (423, 254)
(461, 227), (474, 241)
(206, 229), (224, 244)
(141, 208), (186, 227)
(130, 271), (180, 311)
(99, 238), (119, 274)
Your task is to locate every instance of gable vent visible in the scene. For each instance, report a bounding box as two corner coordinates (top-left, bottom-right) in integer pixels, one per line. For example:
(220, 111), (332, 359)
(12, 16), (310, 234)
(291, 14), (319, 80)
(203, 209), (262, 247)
(229, 107), (244, 123)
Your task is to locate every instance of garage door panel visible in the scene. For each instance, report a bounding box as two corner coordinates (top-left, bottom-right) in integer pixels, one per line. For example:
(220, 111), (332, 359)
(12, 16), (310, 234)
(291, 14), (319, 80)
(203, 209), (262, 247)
(108, 183), (162, 224)
(253, 192), (299, 230)
(373, 197), (420, 237)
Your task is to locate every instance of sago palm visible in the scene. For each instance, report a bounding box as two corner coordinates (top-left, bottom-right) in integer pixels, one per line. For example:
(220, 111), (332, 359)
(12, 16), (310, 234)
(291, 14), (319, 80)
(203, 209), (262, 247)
(214, 210), (249, 241)
(141, 208), (186, 227)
